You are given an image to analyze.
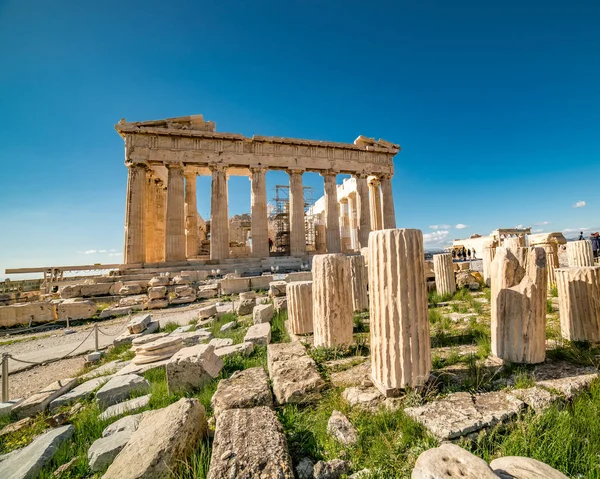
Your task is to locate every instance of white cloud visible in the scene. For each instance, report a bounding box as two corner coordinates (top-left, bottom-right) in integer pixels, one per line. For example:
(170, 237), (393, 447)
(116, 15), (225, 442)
(423, 230), (451, 247)
(108, 252), (123, 257)
(84, 249), (97, 254)
(428, 224), (451, 230)
(573, 201), (586, 208)
(563, 227), (589, 234)
(516, 224), (524, 229)
(532, 228), (544, 233)
(455, 224), (468, 229)
(534, 221), (551, 226)
(99, 249), (107, 253)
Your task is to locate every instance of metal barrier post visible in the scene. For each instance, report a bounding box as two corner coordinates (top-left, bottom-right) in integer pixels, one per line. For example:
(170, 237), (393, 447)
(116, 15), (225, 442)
(66, 317), (70, 330)
(1, 354), (9, 403)
(94, 325), (99, 352)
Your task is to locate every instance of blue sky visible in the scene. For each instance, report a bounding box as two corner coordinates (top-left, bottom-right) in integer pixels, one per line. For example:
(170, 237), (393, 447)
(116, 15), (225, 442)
(0, 0), (598, 279)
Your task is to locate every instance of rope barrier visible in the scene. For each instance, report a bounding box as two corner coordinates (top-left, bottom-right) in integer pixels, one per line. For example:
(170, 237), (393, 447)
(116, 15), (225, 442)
(96, 320), (129, 337)
(1, 320), (63, 336)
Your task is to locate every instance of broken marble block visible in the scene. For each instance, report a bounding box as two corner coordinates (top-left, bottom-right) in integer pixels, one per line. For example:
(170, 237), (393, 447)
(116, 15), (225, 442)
(253, 303), (274, 324)
(127, 313), (151, 334)
(166, 344), (223, 393)
(211, 367), (273, 419)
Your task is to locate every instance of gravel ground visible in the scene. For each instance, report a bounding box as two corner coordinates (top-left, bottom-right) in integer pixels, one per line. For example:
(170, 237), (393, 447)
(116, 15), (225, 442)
(8, 356), (86, 400)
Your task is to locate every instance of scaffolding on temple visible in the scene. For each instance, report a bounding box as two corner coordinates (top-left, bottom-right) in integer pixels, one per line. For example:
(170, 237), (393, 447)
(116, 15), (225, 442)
(270, 185), (315, 254)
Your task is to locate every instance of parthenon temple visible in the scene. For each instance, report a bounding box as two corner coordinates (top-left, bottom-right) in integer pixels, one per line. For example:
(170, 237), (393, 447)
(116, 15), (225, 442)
(116, 114), (400, 267)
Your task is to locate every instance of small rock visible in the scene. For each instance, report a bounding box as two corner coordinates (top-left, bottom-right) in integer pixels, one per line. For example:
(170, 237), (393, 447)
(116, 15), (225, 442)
(412, 443), (497, 479)
(211, 367), (273, 419)
(236, 298), (256, 316)
(0, 417), (33, 437)
(244, 322), (272, 346)
(198, 304), (217, 319)
(45, 412), (69, 428)
(210, 338), (233, 348)
(88, 430), (132, 472)
(327, 410), (358, 446)
(86, 351), (103, 362)
(53, 456), (78, 477)
(296, 457), (315, 479)
(253, 303), (274, 324)
(127, 313), (151, 334)
(166, 344), (223, 394)
(490, 456), (569, 479)
(313, 459), (351, 479)
(220, 321), (236, 332)
(98, 395), (151, 421)
(96, 374), (150, 409)
(102, 414), (142, 437)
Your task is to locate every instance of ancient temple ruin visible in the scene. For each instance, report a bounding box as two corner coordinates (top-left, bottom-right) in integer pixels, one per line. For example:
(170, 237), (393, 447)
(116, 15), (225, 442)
(116, 114), (399, 267)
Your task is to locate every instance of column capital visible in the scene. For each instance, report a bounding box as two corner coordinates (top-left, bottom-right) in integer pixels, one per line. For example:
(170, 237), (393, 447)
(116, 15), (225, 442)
(379, 173), (393, 181)
(368, 176), (381, 187)
(125, 160), (148, 170)
(287, 168), (305, 176)
(339, 197), (349, 204)
(165, 162), (185, 171)
(209, 163), (229, 173)
(320, 170), (339, 178)
(184, 169), (198, 180)
(353, 173), (369, 180)
(249, 165), (268, 175)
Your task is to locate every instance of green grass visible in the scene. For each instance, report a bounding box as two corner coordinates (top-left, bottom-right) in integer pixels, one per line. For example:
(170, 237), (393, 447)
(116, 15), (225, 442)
(427, 291), (452, 307)
(0, 333), (51, 347)
(271, 310), (290, 343)
(546, 299), (554, 314)
(162, 321), (181, 333)
(278, 388), (437, 477)
(0, 414), (50, 455)
(466, 378), (600, 478)
(549, 284), (558, 298)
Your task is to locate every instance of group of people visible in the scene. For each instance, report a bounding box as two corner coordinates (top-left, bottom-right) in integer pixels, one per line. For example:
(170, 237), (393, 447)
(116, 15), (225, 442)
(452, 247), (476, 261)
(579, 231), (600, 258)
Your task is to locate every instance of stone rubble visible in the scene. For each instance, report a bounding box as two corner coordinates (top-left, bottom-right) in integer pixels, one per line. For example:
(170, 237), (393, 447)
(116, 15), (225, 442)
(327, 410), (358, 446)
(96, 374), (150, 409)
(253, 303), (274, 324)
(13, 377), (78, 419)
(211, 367), (273, 419)
(166, 344), (223, 394)
(98, 394), (151, 421)
(244, 322), (272, 346)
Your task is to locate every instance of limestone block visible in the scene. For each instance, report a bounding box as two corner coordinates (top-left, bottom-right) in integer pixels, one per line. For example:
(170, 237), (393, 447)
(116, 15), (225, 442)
(239, 291), (256, 300)
(504, 236), (526, 250)
(0, 301), (55, 328)
(368, 229), (431, 395)
(211, 367), (273, 419)
(506, 387), (559, 413)
(534, 360), (599, 399)
(214, 341), (255, 358)
(405, 391), (524, 441)
(412, 443), (498, 479)
(127, 313), (151, 334)
(148, 286), (167, 299)
(423, 260), (434, 279)
(267, 342), (325, 404)
(172, 275), (190, 285)
(118, 295), (148, 309)
(210, 338), (233, 348)
(274, 296), (287, 312)
(57, 299), (96, 320)
(133, 336), (183, 364)
(98, 394), (150, 421)
(171, 330), (213, 347)
(244, 322), (271, 346)
(198, 283), (219, 299)
(197, 304), (217, 319)
(287, 281), (313, 335)
(49, 377), (108, 411)
(555, 266), (600, 342)
(250, 274), (274, 290)
(491, 247), (547, 364)
(490, 456), (569, 479)
(102, 413), (142, 437)
(482, 247), (497, 287)
(220, 321), (236, 332)
(269, 280), (288, 297)
(103, 398), (207, 479)
(236, 298), (256, 315)
(175, 285), (194, 297)
(60, 284), (81, 299)
(166, 344), (223, 393)
(208, 407), (294, 479)
(220, 278), (250, 294)
(13, 378), (78, 419)
(169, 295), (196, 305)
(100, 305), (132, 319)
(253, 303), (274, 324)
(109, 281), (123, 296)
(80, 283), (112, 297)
(119, 283), (143, 296)
(146, 299), (169, 310)
(96, 374), (150, 409)
(433, 253), (456, 296)
(148, 276), (169, 287)
(88, 430), (132, 472)
(349, 255), (369, 311)
(566, 240), (594, 267)
(312, 254), (353, 347)
(0, 425), (74, 479)
(286, 272), (312, 282)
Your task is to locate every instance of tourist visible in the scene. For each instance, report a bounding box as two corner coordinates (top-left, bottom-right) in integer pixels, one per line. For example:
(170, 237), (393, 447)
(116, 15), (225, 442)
(452, 249), (456, 260)
(268, 238), (273, 252)
(579, 231), (585, 240)
(590, 233), (600, 258)
(462, 247), (467, 261)
(467, 249), (471, 259)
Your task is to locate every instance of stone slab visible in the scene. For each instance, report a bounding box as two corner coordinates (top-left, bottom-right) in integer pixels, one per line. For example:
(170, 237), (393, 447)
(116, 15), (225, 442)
(100, 306), (132, 319)
(88, 430), (132, 472)
(127, 314), (151, 334)
(214, 342), (255, 359)
(0, 425), (74, 479)
(490, 456), (569, 479)
(49, 376), (109, 411)
(253, 303), (274, 324)
(96, 374), (150, 409)
(198, 304), (217, 319)
(211, 367), (273, 419)
(267, 342), (325, 404)
(12, 378), (78, 419)
(80, 360), (131, 380)
(115, 358), (170, 376)
(0, 400), (22, 418)
(404, 391), (524, 440)
(166, 344), (223, 393)
(534, 361), (599, 399)
(507, 387), (560, 413)
(244, 322), (271, 346)
(210, 338), (233, 348)
(102, 413), (143, 437)
(99, 394), (152, 421)
(208, 406), (294, 479)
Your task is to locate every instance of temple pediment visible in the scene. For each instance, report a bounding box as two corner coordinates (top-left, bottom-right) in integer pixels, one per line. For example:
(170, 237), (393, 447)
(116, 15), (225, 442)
(117, 114), (216, 132)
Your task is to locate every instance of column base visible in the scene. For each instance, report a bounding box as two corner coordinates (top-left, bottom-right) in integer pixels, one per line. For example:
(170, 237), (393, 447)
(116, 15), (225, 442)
(370, 373), (431, 398)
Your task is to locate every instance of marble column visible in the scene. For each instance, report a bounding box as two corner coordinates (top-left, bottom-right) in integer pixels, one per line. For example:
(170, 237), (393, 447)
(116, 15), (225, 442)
(323, 172), (341, 253)
(368, 177), (383, 231)
(380, 174), (396, 229)
(369, 229), (431, 395)
(154, 179), (167, 263)
(144, 171), (156, 263)
(339, 198), (351, 252)
(210, 165), (229, 260)
(355, 174), (371, 248)
(123, 163), (146, 264)
(482, 246), (496, 287)
(165, 164), (186, 262)
(433, 253), (456, 296)
(567, 240), (594, 267)
(184, 170), (199, 259)
(348, 193), (358, 251)
(250, 166), (269, 258)
(288, 169), (306, 256)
